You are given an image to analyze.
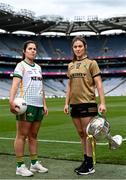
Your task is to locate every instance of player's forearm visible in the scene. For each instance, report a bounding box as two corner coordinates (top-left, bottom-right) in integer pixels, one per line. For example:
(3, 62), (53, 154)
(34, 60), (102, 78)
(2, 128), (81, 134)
(42, 91), (47, 107)
(65, 79), (70, 105)
(9, 85), (18, 103)
(98, 85), (106, 105)
(9, 77), (21, 103)
(65, 92), (70, 105)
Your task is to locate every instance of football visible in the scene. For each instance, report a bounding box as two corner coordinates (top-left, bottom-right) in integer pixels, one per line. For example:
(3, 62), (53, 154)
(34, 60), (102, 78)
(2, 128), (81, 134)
(14, 97), (27, 115)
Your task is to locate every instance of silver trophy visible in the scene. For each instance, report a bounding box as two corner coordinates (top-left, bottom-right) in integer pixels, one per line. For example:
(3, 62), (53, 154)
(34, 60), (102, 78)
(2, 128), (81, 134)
(86, 115), (122, 149)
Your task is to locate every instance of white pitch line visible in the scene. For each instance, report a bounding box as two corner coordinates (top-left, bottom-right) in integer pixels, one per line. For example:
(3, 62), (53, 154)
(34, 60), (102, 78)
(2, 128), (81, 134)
(0, 137), (126, 145)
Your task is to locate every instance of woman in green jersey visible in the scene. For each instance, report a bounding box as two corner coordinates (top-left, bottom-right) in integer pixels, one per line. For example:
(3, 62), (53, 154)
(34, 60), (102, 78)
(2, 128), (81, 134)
(9, 40), (48, 177)
(64, 36), (106, 175)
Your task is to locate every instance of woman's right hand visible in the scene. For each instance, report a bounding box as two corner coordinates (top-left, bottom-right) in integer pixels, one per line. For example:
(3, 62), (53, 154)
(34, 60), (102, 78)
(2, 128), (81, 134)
(64, 104), (69, 114)
(9, 101), (19, 114)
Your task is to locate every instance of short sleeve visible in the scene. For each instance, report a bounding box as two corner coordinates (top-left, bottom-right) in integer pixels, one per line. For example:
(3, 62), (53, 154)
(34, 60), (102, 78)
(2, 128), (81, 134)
(90, 60), (101, 77)
(90, 60), (101, 78)
(13, 62), (24, 78)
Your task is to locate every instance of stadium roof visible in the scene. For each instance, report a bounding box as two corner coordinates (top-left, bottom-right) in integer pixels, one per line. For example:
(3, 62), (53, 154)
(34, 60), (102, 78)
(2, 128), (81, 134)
(1, 3), (126, 35)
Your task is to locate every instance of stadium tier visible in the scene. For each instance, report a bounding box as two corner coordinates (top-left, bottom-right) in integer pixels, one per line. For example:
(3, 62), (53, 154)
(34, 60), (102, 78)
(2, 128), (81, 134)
(0, 33), (126, 98)
(0, 5), (126, 98)
(0, 34), (126, 76)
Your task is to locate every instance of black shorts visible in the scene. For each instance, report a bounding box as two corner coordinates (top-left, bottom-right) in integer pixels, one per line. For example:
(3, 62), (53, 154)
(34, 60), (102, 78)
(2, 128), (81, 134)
(70, 103), (98, 118)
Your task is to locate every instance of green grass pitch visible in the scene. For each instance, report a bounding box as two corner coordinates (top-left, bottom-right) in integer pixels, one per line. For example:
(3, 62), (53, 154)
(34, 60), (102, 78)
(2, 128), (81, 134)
(0, 96), (126, 165)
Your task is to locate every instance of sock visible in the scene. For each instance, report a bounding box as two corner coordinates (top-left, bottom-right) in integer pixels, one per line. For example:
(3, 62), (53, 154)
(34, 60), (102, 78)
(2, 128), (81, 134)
(30, 154), (38, 165)
(16, 156), (24, 167)
(84, 154), (87, 162)
(86, 156), (93, 168)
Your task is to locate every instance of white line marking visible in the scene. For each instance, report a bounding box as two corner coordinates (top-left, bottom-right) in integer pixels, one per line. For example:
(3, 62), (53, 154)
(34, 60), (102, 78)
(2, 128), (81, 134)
(0, 137), (125, 145)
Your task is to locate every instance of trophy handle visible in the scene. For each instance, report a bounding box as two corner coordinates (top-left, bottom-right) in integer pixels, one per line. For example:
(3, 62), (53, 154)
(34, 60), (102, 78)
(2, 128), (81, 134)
(106, 132), (112, 140)
(106, 133), (114, 149)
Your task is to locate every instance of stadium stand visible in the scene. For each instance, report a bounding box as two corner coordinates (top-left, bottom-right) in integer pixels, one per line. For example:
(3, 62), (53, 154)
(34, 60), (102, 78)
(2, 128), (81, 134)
(0, 3), (126, 98)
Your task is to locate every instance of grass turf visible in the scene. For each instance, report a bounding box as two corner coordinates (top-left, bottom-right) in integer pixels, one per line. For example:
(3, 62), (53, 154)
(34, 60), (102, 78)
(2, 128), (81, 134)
(0, 96), (126, 165)
(0, 154), (126, 179)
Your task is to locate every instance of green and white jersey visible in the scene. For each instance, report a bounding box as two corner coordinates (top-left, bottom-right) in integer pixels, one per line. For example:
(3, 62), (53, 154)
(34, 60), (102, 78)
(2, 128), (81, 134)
(13, 60), (44, 107)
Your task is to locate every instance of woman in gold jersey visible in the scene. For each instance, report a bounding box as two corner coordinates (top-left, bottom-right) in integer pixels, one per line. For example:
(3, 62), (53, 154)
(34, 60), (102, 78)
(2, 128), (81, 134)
(9, 40), (48, 177)
(64, 36), (106, 175)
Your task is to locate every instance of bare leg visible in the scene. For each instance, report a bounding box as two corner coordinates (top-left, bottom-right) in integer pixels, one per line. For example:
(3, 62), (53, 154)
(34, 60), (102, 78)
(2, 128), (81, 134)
(28, 121), (41, 155)
(72, 118), (86, 153)
(14, 121), (31, 156)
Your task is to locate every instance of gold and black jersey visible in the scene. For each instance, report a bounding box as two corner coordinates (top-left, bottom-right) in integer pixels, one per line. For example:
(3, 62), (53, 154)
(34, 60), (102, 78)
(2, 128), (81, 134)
(67, 58), (101, 104)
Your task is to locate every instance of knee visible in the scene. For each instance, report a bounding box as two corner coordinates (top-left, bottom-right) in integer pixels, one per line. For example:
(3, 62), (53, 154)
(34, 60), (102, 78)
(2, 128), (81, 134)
(28, 132), (38, 141)
(78, 130), (85, 139)
(16, 134), (27, 141)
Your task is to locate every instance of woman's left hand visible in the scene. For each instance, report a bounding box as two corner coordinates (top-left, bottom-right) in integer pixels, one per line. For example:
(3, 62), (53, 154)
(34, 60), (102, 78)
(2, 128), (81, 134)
(98, 104), (106, 114)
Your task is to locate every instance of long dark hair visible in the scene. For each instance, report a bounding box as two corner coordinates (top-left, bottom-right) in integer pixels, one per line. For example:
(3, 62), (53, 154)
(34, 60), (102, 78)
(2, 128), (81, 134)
(71, 36), (87, 62)
(22, 40), (37, 60)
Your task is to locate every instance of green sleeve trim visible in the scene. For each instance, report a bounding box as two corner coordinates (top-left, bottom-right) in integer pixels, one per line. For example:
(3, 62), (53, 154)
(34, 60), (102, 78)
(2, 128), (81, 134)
(13, 74), (22, 79)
